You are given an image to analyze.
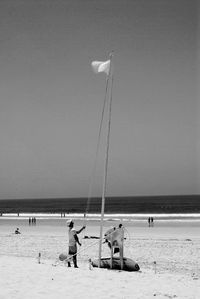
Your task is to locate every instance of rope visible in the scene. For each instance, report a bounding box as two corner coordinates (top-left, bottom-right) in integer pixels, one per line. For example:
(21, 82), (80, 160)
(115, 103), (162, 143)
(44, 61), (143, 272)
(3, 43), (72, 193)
(83, 52), (114, 229)
(83, 75), (110, 232)
(53, 238), (101, 266)
(98, 52), (114, 264)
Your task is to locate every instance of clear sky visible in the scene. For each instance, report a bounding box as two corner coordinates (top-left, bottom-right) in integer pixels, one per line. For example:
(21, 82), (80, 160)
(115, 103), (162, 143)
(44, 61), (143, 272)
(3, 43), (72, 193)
(0, 0), (198, 199)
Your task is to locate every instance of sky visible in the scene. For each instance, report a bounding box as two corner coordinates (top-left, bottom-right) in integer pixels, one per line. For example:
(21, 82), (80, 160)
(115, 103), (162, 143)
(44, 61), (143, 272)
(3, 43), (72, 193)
(0, 0), (198, 199)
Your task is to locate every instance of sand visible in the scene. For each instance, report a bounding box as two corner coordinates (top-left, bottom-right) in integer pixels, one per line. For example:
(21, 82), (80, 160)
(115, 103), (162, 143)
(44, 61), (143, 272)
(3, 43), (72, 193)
(0, 218), (199, 298)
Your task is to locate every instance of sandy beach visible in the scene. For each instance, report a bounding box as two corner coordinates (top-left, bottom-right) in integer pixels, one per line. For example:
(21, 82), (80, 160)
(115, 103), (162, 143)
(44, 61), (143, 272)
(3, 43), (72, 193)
(0, 217), (199, 299)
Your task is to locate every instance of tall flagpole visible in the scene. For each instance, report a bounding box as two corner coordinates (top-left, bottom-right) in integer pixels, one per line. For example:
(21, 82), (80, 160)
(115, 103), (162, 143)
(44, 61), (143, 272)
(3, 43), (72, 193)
(84, 69), (110, 227)
(98, 52), (114, 267)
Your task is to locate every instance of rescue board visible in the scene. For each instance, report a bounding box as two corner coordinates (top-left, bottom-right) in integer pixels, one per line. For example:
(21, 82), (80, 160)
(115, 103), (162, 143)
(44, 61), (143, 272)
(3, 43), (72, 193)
(91, 257), (140, 272)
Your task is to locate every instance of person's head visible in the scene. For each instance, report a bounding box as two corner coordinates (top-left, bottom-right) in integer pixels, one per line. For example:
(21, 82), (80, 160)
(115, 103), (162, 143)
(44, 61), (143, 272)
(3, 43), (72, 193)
(66, 219), (74, 228)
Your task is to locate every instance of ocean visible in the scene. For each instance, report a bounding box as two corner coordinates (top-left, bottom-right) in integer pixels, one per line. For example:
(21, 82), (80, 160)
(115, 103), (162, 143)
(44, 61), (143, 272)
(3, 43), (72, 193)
(1, 195), (199, 238)
(0, 195), (200, 214)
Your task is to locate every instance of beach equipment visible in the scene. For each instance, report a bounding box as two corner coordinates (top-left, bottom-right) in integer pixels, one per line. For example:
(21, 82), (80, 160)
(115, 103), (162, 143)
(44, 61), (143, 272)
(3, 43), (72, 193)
(83, 52), (140, 271)
(59, 253), (69, 262)
(88, 258), (93, 270)
(91, 257), (140, 272)
(91, 60), (110, 75)
(56, 54), (139, 271)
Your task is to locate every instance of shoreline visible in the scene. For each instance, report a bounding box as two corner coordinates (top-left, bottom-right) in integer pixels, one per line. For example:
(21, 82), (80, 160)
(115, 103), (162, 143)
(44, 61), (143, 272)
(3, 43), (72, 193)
(1, 212), (200, 220)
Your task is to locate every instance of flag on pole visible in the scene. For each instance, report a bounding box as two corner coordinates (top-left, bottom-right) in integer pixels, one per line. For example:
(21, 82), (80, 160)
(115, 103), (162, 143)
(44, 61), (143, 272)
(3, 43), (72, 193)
(91, 60), (110, 75)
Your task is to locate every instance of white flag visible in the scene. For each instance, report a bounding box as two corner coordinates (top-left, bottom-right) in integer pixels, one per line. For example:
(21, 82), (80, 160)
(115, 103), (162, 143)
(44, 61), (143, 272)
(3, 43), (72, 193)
(91, 60), (110, 75)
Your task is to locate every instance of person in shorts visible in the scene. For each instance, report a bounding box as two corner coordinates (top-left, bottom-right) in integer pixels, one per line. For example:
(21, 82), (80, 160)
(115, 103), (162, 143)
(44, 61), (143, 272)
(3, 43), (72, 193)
(66, 219), (85, 268)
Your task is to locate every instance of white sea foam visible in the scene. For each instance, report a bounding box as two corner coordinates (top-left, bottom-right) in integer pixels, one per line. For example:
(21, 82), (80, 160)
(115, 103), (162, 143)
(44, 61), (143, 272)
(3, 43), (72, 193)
(1, 212), (200, 221)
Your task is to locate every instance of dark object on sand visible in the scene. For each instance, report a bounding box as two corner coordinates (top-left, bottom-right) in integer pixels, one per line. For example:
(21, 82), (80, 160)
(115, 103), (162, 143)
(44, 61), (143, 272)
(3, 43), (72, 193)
(91, 257), (140, 272)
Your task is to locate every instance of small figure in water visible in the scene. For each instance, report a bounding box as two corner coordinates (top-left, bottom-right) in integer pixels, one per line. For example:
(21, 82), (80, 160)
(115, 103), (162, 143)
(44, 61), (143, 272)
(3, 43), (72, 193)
(15, 228), (21, 234)
(148, 217), (151, 227)
(151, 217), (154, 227)
(66, 219), (86, 268)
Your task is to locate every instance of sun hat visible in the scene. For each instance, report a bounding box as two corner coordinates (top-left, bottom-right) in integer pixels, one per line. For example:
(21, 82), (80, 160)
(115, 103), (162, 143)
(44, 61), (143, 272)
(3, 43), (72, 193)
(66, 219), (74, 226)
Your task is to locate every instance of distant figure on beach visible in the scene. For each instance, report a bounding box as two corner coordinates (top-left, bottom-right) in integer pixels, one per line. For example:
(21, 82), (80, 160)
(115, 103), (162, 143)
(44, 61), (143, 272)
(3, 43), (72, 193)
(15, 228), (21, 234)
(31, 217), (36, 225)
(148, 217), (154, 227)
(29, 217), (31, 225)
(66, 219), (86, 268)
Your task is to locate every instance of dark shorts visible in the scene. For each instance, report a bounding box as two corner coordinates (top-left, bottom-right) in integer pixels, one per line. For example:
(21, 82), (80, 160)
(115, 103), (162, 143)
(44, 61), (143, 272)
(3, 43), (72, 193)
(68, 245), (77, 255)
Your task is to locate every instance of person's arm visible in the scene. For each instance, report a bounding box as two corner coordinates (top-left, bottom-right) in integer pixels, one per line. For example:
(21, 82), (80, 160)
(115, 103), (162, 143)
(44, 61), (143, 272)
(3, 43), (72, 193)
(74, 234), (81, 246)
(76, 226), (86, 234)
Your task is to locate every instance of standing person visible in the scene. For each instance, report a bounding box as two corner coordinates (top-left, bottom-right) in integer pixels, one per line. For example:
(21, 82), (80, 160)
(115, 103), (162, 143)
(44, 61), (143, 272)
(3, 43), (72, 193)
(148, 217), (151, 227)
(151, 217), (154, 227)
(66, 219), (86, 268)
